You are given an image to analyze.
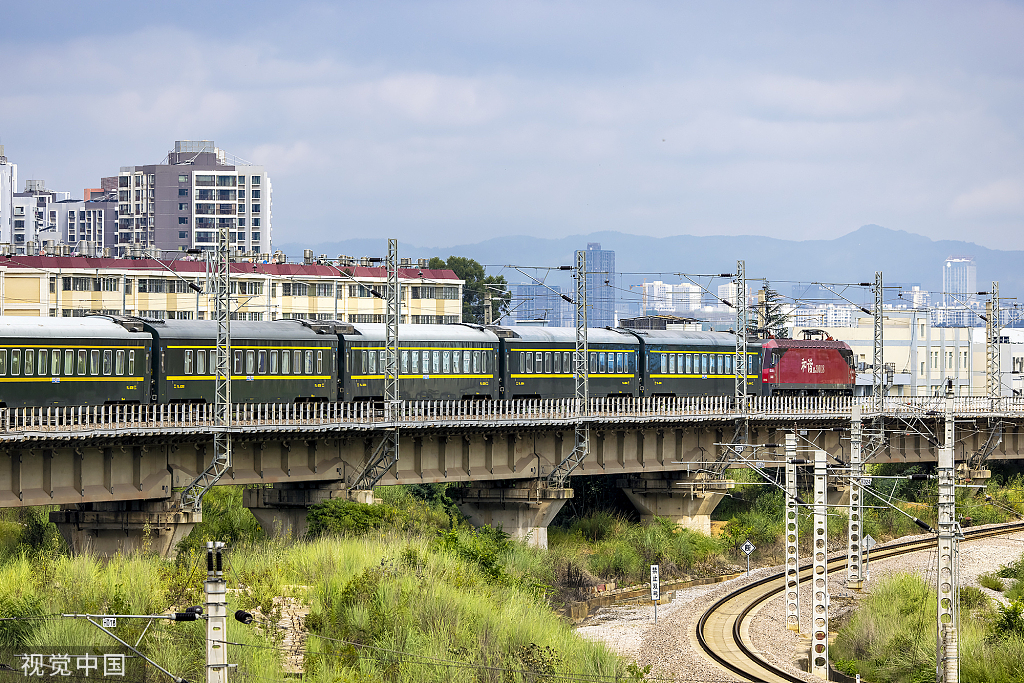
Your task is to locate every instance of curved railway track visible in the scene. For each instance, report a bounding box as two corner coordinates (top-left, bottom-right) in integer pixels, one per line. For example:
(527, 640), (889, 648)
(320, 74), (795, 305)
(695, 521), (1024, 683)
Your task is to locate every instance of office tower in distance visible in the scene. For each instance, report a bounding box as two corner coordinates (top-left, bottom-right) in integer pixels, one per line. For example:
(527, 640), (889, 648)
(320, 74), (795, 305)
(578, 242), (615, 327)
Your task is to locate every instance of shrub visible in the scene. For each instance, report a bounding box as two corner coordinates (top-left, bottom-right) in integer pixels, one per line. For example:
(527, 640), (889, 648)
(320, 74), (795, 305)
(960, 585), (989, 611)
(979, 572), (1005, 592)
(307, 499), (398, 537)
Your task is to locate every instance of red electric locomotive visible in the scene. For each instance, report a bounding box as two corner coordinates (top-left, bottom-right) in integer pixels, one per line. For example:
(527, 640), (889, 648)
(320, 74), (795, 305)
(760, 330), (855, 396)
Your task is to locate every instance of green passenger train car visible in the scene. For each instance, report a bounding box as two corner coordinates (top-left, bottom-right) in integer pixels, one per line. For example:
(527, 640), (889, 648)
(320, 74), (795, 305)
(497, 326), (640, 399)
(0, 317), (152, 407)
(622, 329), (763, 397)
(140, 319), (338, 403)
(341, 323), (499, 401)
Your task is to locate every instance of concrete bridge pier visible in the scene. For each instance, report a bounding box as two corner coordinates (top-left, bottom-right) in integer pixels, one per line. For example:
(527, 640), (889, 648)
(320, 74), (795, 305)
(243, 481), (349, 539)
(50, 497), (199, 558)
(448, 481), (572, 549)
(618, 473), (734, 535)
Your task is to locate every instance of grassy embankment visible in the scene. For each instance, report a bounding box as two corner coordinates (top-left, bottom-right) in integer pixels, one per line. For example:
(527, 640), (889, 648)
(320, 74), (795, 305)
(0, 463), (1019, 682)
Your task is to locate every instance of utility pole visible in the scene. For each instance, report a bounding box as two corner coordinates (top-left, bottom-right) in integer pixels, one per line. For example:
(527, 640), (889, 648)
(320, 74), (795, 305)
(205, 541), (228, 683)
(847, 405), (865, 589)
(734, 260), (747, 412)
(937, 380), (958, 683)
(547, 249), (588, 488)
(810, 448), (829, 680)
(784, 433), (800, 632)
(182, 211), (232, 512)
(350, 239), (401, 494)
(986, 281), (1000, 401)
(872, 271), (884, 413)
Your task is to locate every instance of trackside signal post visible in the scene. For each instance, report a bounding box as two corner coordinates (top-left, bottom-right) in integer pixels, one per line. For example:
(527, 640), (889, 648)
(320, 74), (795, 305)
(847, 406), (865, 589)
(811, 449), (829, 680)
(784, 433), (800, 632)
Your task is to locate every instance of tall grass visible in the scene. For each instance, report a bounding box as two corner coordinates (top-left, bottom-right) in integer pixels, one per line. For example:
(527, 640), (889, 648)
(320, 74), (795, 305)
(833, 572), (1024, 683)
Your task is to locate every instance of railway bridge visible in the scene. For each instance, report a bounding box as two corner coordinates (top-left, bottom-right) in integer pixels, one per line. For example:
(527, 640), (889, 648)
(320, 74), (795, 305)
(2, 395), (1022, 556)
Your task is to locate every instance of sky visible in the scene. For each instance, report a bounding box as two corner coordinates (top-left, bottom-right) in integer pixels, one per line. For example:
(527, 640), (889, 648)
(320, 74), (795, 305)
(2, 1), (1023, 250)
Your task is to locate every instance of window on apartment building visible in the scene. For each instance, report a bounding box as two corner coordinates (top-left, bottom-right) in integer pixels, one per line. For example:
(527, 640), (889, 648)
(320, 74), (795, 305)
(119, 176), (129, 188)
(178, 217), (188, 225)
(252, 204), (260, 213)
(252, 232), (260, 241)
(195, 175), (215, 186)
(217, 190), (235, 201)
(178, 175), (188, 183)
(252, 218), (260, 227)
(251, 176), (260, 185)
(238, 218), (246, 227)
(238, 190), (245, 200)
(931, 350), (939, 370)
(946, 351), (954, 369)
(961, 350), (968, 369)
(196, 232), (213, 243)
(216, 176), (236, 187)
(238, 205), (246, 214)
(315, 283), (333, 297)
(197, 189), (215, 200)
(13, 220), (24, 229)
(252, 190), (260, 199)
(49, 278), (56, 294)
(178, 231), (188, 239)
(237, 176), (245, 185)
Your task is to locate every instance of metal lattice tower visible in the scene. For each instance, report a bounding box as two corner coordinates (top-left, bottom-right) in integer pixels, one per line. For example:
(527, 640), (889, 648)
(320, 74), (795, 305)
(847, 405), (865, 588)
(548, 249), (588, 488)
(937, 380), (958, 682)
(871, 271), (884, 413)
(182, 219), (232, 512)
(986, 281), (1000, 400)
(810, 448), (829, 679)
(351, 239), (401, 491)
(734, 260), (748, 411)
(784, 433), (801, 632)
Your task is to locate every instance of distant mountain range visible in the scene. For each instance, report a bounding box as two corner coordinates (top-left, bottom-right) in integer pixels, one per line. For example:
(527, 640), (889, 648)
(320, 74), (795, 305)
(277, 225), (1021, 306)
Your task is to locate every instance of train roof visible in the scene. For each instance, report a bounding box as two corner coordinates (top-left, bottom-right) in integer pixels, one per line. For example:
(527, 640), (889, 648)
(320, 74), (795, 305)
(134, 319), (333, 342)
(0, 316), (148, 340)
(619, 329), (759, 349)
(762, 338), (851, 351)
(498, 326), (639, 345)
(345, 323), (499, 343)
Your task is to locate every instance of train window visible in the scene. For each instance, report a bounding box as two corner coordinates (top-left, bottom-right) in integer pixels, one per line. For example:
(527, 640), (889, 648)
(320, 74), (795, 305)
(103, 350), (112, 376)
(368, 350), (376, 374)
(90, 350), (99, 374)
(553, 352), (560, 374)
(452, 350), (461, 374)
(0, 350), (6, 376)
(411, 350), (419, 374)
(258, 350), (267, 374)
(269, 351), (278, 374)
(317, 351), (323, 374)
(420, 351), (428, 374)
(378, 350), (385, 374)
(525, 351), (533, 373)
(360, 350), (367, 374)
(628, 353), (635, 373)
(283, 350), (292, 374)
(51, 350), (60, 376)
(443, 350), (451, 374)
(197, 350), (206, 375)
(669, 354), (676, 374)
(658, 353), (665, 374)
(589, 353), (597, 373)
(725, 355), (732, 374)
(718, 354), (725, 374)
(128, 351), (136, 376)
(244, 350), (254, 375)
(37, 350), (47, 375)
(306, 351), (314, 375)
(701, 354), (708, 375)
(520, 352), (526, 373)
(10, 350), (19, 376)
(116, 350), (125, 376)
(65, 350), (74, 375)
(24, 350), (34, 376)
(686, 355), (692, 374)
(471, 350), (479, 373)
(184, 350), (194, 374)
(430, 350), (438, 374)
(543, 352), (550, 374)
(294, 350), (303, 374)
(613, 353), (620, 373)
(77, 350), (87, 376)
(401, 351), (409, 374)
(233, 350), (243, 375)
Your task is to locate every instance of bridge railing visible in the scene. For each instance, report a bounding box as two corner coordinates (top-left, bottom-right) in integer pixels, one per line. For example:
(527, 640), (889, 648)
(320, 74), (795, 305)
(2, 395), (1024, 436)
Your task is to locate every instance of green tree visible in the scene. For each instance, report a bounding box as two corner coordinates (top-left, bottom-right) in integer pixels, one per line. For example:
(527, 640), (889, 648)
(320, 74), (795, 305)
(760, 281), (790, 339)
(426, 256), (511, 324)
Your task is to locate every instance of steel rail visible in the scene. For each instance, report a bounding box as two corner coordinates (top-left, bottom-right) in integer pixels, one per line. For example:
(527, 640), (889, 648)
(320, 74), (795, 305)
(695, 521), (1024, 683)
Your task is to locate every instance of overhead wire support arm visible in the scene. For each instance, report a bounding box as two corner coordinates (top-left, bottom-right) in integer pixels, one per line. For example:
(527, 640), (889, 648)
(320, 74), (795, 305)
(351, 238), (401, 493)
(547, 250), (588, 489)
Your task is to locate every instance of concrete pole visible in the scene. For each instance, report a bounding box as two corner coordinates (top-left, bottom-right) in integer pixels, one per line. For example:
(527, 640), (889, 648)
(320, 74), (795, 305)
(847, 405), (864, 589)
(784, 433), (801, 632)
(205, 541), (228, 683)
(937, 381), (958, 683)
(811, 448), (829, 680)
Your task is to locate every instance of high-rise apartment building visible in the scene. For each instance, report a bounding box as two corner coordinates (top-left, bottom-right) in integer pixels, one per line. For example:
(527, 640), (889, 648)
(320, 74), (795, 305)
(577, 242), (615, 327)
(0, 147), (16, 249)
(642, 280), (701, 313)
(115, 141), (271, 256)
(942, 256), (977, 306)
(514, 284), (565, 326)
(11, 180), (72, 255)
